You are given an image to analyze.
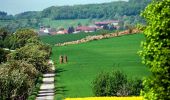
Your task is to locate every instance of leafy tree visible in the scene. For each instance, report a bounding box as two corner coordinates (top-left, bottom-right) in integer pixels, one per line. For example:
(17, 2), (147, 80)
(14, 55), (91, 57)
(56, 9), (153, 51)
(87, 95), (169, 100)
(140, 0), (170, 99)
(10, 28), (38, 49)
(68, 26), (74, 33)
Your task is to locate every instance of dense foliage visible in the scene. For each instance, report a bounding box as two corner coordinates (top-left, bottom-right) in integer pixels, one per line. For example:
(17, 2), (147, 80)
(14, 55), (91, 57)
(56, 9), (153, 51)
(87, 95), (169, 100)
(140, 0), (170, 99)
(0, 60), (39, 99)
(9, 43), (51, 73)
(40, 0), (150, 20)
(8, 28), (38, 49)
(0, 48), (10, 63)
(0, 28), (11, 63)
(92, 70), (142, 96)
(0, 28), (51, 99)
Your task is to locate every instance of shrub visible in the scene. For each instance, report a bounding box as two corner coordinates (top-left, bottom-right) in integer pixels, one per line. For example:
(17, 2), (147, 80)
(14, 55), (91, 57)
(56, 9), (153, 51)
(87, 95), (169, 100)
(92, 70), (143, 97)
(0, 48), (10, 63)
(8, 43), (51, 73)
(0, 60), (39, 99)
(128, 79), (143, 96)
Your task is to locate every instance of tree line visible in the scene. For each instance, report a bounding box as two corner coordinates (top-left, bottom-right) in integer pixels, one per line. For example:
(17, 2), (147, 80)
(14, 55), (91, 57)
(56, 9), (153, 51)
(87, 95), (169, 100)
(0, 0), (151, 20)
(41, 0), (151, 20)
(0, 0), (151, 32)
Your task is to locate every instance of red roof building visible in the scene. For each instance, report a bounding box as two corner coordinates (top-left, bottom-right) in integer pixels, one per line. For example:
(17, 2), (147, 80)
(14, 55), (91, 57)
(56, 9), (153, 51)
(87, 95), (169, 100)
(95, 20), (119, 26)
(76, 26), (96, 32)
(57, 30), (68, 34)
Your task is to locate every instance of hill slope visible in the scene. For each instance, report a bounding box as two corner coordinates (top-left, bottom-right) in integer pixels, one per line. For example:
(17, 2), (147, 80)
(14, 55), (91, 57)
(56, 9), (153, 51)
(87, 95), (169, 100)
(51, 33), (150, 99)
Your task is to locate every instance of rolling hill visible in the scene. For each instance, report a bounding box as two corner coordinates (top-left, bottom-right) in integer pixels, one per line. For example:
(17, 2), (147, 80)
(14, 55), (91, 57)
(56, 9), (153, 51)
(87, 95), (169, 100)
(50, 33), (150, 100)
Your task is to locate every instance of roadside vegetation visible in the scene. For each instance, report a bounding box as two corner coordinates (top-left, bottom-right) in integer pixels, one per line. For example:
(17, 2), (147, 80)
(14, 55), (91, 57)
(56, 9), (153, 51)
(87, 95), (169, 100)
(0, 28), (51, 99)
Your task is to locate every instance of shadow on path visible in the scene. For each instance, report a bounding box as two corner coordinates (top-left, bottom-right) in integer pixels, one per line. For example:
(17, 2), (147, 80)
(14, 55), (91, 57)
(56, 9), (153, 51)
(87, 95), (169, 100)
(54, 67), (68, 98)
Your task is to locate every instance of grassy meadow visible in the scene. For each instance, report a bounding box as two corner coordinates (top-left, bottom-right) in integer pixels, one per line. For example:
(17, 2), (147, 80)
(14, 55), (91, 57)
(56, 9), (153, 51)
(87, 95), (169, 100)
(50, 33), (150, 100)
(40, 30), (115, 45)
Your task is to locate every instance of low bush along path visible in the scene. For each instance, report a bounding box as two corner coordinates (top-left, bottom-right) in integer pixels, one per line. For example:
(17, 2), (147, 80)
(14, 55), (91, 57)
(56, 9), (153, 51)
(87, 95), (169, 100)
(36, 60), (55, 100)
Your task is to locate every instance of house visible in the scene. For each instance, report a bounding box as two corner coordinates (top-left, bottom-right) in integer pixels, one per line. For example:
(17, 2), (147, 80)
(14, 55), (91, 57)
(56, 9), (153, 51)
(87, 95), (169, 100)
(56, 30), (68, 34)
(38, 26), (50, 36)
(48, 28), (57, 35)
(38, 26), (58, 35)
(75, 26), (96, 33)
(38, 28), (49, 36)
(95, 20), (119, 27)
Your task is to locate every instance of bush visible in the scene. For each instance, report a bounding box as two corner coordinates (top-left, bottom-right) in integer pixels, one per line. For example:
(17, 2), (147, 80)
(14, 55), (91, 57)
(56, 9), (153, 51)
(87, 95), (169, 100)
(0, 60), (39, 99)
(92, 70), (143, 96)
(0, 48), (10, 63)
(27, 75), (43, 100)
(8, 43), (51, 73)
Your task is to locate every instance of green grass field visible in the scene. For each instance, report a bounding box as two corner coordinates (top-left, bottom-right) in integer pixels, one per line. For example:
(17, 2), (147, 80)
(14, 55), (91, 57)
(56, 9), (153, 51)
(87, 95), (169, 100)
(40, 30), (115, 45)
(41, 18), (100, 29)
(51, 33), (150, 100)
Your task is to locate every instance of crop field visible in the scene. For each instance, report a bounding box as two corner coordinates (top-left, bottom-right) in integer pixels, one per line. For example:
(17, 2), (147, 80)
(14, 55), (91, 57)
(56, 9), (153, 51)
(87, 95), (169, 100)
(40, 30), (115, 45)
(51, 33), (150, 100)
(41, 18), (100, 29)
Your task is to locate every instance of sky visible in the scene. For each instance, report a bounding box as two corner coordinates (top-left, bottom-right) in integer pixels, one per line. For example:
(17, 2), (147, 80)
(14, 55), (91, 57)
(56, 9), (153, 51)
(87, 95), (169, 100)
(0, 0), (128, 15)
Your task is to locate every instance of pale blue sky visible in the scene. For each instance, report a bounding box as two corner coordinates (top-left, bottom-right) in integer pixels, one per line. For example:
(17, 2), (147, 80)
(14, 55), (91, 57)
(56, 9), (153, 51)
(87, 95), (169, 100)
(0, 0), (128, 15)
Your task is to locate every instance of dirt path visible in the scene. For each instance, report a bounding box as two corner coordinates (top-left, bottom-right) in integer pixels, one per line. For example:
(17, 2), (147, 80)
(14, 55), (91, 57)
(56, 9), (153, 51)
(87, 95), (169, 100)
(36, 60), (55, 100)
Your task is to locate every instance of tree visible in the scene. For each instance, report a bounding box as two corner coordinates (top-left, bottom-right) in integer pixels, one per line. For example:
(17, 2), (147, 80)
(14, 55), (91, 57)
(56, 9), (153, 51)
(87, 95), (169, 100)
(140, 0), (170, 99)
(10, 28), (38, 49)
(68, 26), (74, 33)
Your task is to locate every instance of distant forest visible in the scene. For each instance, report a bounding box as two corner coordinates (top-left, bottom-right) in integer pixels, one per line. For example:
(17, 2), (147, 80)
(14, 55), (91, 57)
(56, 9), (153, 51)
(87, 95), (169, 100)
(16, 0), (151, 19)
(0, 0), (151, 32)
